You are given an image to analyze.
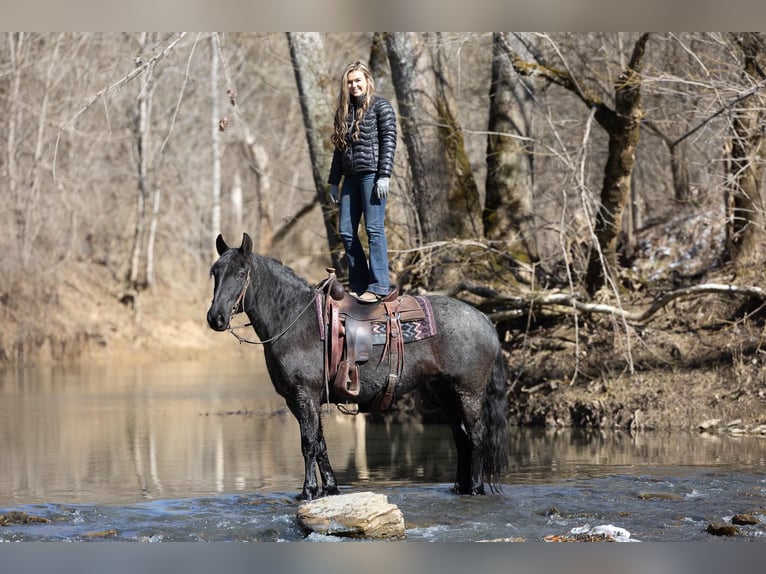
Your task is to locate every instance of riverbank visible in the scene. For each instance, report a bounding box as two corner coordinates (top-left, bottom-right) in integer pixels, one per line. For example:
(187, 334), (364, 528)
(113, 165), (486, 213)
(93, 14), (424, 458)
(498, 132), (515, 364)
(2, 259), (765, 432)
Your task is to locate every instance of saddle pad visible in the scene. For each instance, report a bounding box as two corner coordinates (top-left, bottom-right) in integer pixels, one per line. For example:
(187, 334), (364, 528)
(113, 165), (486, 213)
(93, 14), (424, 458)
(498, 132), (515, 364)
(370, 296), (436, 345)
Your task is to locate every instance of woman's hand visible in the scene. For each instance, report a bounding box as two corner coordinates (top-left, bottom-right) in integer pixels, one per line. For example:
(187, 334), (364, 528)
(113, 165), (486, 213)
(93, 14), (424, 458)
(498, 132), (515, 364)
(374, 178), (389, 199)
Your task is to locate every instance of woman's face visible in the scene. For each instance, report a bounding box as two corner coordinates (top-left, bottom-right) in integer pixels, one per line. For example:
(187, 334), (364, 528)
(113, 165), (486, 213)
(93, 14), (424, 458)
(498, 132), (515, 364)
(346, 70), (368, 98)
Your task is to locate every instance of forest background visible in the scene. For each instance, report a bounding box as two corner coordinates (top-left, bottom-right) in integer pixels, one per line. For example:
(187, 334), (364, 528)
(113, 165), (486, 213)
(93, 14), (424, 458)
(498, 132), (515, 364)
(2, 32), (766, 430)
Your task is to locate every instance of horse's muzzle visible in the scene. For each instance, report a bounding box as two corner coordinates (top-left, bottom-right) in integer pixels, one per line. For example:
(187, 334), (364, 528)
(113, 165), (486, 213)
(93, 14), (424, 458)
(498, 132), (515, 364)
(207, 308), (229, 332)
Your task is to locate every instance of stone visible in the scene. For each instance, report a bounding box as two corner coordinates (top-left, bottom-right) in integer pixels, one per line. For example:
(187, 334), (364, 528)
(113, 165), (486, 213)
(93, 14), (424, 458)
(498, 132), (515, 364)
(732, 514), (759, 526)
(0, 511), (50, 526)
(637, 491), (682, 500)
(296, 491), (405, 539)
(706, 522), (738, 536)
(698, 418), (721, 432)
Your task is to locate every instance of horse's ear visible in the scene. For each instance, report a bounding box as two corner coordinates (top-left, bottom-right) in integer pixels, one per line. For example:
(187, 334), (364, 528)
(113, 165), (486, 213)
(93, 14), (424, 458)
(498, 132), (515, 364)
(215, 234), (229, 256)
(241, 233), (253, 256)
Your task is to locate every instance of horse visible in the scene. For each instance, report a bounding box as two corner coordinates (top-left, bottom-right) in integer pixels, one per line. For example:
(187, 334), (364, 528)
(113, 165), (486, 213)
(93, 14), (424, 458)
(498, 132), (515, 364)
(207, 233), (509, 501)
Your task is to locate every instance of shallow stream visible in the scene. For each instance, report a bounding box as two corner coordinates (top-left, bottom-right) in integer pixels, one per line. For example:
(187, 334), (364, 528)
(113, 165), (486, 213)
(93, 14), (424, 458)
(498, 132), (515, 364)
(1, 357), (764, 542)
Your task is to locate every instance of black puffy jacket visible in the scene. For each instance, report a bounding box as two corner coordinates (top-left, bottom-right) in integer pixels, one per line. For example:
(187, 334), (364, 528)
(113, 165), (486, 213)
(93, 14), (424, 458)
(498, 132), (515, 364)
(328, 94), (397, 185)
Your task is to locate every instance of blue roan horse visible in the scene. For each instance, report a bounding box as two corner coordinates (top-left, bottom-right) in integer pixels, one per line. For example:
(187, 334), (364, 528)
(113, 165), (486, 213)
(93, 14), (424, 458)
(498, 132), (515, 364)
(207, 233), (508, 500)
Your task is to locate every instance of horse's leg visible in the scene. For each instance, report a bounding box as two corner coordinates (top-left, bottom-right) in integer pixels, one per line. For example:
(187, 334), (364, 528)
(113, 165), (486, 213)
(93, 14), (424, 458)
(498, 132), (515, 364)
(315, 424), (340, 497)
(291, 392), (338, 500)
(448, 422), (486, 495)
(448, 419), (474, 494)
(433, 382), (485, 495)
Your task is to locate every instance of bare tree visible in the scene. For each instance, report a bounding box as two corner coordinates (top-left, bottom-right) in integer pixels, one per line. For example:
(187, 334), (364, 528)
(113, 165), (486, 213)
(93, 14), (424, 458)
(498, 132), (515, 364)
(286, 32), (343, 272)
(385, 32), (482, 244)
(507, 33), (651, 295)
(725, 32), (766, 268)
(128, 33), (154, 290)
(485, 32), (538, 260)
(210, 33), (223, 261)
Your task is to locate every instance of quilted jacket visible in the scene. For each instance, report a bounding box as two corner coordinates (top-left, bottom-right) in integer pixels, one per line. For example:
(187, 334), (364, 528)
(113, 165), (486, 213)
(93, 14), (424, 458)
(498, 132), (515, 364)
(328, 95), (397, 185)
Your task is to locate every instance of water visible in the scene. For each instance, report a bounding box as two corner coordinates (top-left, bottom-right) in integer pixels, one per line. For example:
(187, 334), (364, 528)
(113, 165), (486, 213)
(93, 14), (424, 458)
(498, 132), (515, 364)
(1, 357), (766, 542)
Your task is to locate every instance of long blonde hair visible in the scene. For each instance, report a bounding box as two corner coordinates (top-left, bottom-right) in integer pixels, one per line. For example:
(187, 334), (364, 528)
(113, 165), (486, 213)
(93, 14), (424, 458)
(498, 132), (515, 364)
(331, 61), (376, 151)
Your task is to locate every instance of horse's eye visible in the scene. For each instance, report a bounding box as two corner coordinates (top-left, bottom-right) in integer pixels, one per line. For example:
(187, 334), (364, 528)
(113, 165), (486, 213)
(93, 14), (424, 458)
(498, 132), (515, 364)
(237, 269), (246, 278)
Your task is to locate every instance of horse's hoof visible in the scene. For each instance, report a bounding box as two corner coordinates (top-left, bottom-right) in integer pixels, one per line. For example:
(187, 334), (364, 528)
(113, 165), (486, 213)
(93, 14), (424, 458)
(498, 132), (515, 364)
(297, 490), (319, 502)
(451, 484), (485, 496)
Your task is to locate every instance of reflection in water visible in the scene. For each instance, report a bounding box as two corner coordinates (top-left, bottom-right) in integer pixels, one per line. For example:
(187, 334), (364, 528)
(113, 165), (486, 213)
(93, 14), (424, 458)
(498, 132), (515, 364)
(1, 358), (766, 507)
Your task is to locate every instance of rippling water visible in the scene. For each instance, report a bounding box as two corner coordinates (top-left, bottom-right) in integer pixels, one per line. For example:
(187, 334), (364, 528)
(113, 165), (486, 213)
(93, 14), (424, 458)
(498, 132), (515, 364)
(1, 358), (765, 542)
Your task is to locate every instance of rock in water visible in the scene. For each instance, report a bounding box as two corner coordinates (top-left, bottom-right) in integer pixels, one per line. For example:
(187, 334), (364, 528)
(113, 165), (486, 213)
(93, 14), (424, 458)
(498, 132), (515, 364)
(296, 491), (405, 539)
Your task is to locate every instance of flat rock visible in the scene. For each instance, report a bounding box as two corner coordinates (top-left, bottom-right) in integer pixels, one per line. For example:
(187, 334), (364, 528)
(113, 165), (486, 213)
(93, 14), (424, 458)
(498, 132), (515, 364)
(296, 491), (405, 539)
(707, 522), (739, 536)
(732, 514), (759, 526)
(698, 418), (722, 432)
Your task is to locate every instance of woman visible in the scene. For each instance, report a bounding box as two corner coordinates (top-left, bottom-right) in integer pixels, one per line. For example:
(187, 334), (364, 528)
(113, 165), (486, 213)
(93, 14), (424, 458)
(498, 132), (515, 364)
(328, 61), (397, 303)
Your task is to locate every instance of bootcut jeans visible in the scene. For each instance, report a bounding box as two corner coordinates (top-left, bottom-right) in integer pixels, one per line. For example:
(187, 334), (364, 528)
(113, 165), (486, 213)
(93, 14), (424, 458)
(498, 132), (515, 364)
(338, 172), (390, 296)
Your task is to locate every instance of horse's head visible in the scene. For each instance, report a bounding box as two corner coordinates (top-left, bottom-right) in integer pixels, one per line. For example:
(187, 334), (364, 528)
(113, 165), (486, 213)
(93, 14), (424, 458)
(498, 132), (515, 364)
(207, 233), (254, 332)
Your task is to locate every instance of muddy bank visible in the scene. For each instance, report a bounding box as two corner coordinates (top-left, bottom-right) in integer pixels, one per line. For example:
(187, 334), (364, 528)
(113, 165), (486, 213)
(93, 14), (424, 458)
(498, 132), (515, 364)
(2, 261), (765, 432)
(501, 292), (766, 432)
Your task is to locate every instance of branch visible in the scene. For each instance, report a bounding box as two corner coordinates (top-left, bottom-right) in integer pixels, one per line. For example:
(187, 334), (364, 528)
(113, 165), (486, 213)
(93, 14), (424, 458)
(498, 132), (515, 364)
(270, 197), (320, 246)
(53, 32), (187, 179)
(446, 282), (766, 325)
(671, 76), (766, 148)
(496, 33), (607, 113)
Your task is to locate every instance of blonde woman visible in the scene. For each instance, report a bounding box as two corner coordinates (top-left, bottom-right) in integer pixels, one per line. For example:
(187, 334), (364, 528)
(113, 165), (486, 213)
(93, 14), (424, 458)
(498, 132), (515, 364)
(328, 61), (397, 302)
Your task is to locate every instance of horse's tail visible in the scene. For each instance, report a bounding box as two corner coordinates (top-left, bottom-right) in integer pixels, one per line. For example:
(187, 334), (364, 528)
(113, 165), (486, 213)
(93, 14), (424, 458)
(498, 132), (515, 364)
(481, 348), (509, 493)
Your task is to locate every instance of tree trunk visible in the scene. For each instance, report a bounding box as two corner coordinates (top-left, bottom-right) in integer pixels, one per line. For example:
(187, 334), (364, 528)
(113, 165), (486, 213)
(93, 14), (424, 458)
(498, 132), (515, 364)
(210, 33), (222, 262)
(6, 33), (23, 264)
(385, 32), (482, 244)
(242, 133), (274, 252)
(129, 32), (151, 290)
(286, 32), (343, 272)
(369, 32), (389, 92)
(485, 32), (538, 260)
(642, 121), (693, 204)
(584, 34), (649, 295)
(230, 171), (244, 240)
(507, 33), (650, 295)
(725, 33), (766, 268)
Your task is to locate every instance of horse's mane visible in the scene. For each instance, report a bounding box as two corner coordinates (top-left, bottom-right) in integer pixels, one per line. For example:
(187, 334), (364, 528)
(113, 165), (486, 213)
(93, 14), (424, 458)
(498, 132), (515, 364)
(253, 253), (316, 293)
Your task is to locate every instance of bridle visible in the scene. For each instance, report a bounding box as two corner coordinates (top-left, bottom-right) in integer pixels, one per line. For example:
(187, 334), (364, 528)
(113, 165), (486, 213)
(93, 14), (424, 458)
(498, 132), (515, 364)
(228, 268), (251, 326)
(224, 266), (323, 346)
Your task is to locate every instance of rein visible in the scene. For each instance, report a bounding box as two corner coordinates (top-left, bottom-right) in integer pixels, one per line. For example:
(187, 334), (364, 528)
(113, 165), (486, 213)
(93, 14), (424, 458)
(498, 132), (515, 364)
(225, 269), (324, 346)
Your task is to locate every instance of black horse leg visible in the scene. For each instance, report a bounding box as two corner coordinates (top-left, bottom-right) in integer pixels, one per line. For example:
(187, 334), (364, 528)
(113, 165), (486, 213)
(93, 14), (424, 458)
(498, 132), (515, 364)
(315, 425), (340, 497)
(437, 383), (486, 495)
(448, 421), (487, 495)
(449, 421), (474, 494)
(293, 395), (338, 500)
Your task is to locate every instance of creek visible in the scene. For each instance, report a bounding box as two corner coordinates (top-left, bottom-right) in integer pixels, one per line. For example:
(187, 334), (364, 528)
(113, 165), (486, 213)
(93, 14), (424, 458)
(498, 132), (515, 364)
(1, 357), (765, 541)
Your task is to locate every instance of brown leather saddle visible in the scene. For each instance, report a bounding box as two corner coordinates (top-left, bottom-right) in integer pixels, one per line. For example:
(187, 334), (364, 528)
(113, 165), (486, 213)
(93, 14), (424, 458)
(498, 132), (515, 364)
(319, 268), (429, 412)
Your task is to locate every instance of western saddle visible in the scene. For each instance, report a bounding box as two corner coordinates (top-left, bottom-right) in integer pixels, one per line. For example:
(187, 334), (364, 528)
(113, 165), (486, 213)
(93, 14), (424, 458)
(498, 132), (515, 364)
(319, 268), (428, 412)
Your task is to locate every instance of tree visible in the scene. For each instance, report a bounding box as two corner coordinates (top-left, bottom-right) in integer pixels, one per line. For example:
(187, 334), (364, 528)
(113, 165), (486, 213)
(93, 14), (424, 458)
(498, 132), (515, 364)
(128, 32), (155, 290)
(210, 33), (223, 262)
(725, 32), (766, 268)
(127, 32), (188, 291)
(286, 32), (344, 273)
(507, 33), (651, 295)
(385, 33), (482, 244)
(485, 32), (538, 261)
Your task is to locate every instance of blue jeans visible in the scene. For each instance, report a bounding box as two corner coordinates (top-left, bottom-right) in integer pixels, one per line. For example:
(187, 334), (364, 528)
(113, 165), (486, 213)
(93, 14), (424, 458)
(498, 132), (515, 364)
(338, 173), (390, 296)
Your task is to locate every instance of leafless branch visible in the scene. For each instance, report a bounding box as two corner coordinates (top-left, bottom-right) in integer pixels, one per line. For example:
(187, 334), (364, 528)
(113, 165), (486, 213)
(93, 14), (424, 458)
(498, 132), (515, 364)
(53, 32), (187, 180)
(444, 282), (766, 325)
